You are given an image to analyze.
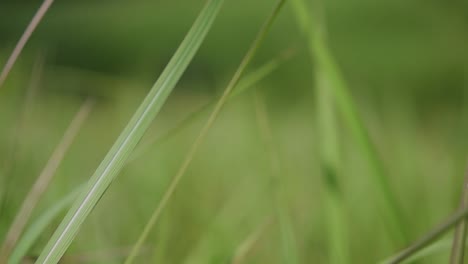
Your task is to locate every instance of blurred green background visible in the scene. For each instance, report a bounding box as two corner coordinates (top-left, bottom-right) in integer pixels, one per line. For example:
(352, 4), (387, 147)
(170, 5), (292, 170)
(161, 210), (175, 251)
(0, 0), (467, 263)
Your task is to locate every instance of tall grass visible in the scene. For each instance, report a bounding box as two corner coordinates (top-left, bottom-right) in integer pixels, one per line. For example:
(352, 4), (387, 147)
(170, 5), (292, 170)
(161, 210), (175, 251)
(124, 1), (286, 262)
(35, 0), (225, 262)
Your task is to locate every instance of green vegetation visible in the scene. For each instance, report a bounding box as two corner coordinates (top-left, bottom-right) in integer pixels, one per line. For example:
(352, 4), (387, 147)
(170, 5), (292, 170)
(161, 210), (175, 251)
(0, 0), (467, 263)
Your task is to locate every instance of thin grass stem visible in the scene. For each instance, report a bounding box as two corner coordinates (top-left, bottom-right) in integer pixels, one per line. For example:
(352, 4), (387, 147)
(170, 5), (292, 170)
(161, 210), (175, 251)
(0, 0), (54, 89)
(124, 1), (286, 262)
(382, 206), (468, 264)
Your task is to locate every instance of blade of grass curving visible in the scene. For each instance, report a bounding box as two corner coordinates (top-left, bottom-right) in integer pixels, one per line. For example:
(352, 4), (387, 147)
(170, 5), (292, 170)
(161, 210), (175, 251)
(0, 0), (54, 89)
(381, 206), (468, 264)
(124, 1), (286, 263)
(253, 90), (300, 264)
(8, 185), (84, 264)
(35, 0), (225, 263)
(450, 168), (468, 263)
(290, 0), (407, 244)
(128, 48), (295, 163)
(231, 218), (271, 264)
(0, 53), (43, 218)
(0, 99), (93, 262)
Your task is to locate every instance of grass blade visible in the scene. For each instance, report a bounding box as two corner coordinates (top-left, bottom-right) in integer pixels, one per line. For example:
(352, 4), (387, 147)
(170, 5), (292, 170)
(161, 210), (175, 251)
(0, 0), (54, 89)
(0, 99), (93, 262)
(35, 0), (225, 262)
(304, 2), (350, 262)
(8, 186), (84, 264)
(450, 168), (468, 263)
(124, 1), (286, 262)
(290, 0), (407, 244)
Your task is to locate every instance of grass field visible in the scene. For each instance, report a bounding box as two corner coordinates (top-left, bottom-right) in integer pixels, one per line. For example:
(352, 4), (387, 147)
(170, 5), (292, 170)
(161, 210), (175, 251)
(0, 0), (467, 263)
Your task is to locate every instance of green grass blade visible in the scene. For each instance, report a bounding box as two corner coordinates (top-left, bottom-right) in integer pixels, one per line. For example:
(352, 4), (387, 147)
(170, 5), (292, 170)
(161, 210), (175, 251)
(310, 3), (350, 263)
(124, 1), (286, 262)
(128, 49), (295, 163)
(290, 0), (407, 244)
(8, 185), (84, 264)
(35, 0), (224, 263)
(0, 0), (54, 89)
(316, 60), (350, 264)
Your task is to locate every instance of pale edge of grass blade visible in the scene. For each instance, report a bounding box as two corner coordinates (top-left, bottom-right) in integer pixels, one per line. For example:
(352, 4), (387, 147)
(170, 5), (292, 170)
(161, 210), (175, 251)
(35, 0), (225, 263)
(381, 206), (468, 264)
(0, 98), (93, 262)
(231, 218), (271, 264)
(0, 53), (43, 218)
(8, 185), (85, 264)
(128, 48), (295, 163)
(253, 90), (300, 264)
(124, 1), (286, 263)
(290, 0), (407, 244)
(450, 168), (468, 264)
(0, 0), (54, 89)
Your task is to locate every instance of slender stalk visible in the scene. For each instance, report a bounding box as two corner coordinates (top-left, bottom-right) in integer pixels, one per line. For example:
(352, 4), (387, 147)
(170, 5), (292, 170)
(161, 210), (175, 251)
(450, 168), (468, 263)
(382, 206), (468, 264)
(307, 1), (350, 262)
(124, 1), (286, 262)
(290, 0), (407, 244)
(0, 99), (93, 262)
(35, 1), (224, 263)
(0, 0), (54, 89)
